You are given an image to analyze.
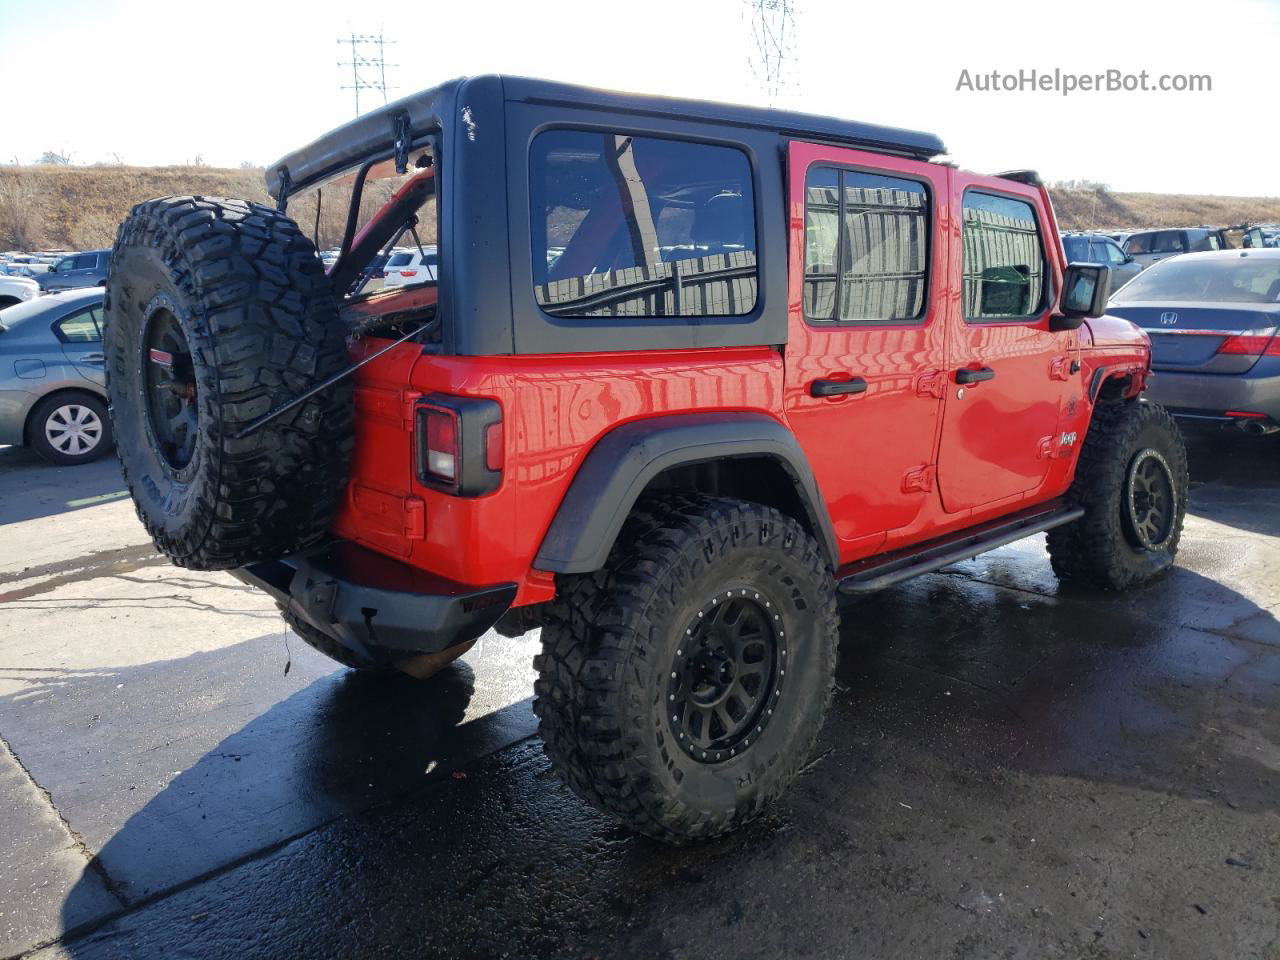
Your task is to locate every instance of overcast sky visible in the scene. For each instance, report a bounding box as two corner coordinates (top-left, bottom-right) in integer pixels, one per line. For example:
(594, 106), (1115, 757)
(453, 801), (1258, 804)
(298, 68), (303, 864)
(3, 0), (1277, 196)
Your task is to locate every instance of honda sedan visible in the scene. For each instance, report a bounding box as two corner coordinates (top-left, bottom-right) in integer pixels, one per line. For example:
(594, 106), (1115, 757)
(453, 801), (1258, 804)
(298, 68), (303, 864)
(1107, 250), (1280, 435)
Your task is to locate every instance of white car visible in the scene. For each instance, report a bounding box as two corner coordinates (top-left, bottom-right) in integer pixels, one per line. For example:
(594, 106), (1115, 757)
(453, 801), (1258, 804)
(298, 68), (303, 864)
(0, 275), (41, 309)
(382, 247), (438, 287)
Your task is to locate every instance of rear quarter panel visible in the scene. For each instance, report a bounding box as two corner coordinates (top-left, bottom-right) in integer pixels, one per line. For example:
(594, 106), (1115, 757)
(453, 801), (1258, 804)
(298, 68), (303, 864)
(330, 344), (784, 603)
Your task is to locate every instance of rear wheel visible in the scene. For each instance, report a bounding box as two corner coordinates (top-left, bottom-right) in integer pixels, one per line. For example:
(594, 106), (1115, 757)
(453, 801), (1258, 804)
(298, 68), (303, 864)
(534, 495), (840, 842)
(1048, 400), (1188, 590)
(27, 392), (113, 465)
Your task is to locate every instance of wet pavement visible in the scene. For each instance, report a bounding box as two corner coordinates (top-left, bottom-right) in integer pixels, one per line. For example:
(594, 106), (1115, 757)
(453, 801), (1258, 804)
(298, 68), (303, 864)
(0, 430), (1277, 959)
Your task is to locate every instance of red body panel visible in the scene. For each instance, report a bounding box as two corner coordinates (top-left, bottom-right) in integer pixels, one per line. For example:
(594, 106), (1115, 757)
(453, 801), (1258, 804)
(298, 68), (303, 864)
(331, 147), (1150, 603)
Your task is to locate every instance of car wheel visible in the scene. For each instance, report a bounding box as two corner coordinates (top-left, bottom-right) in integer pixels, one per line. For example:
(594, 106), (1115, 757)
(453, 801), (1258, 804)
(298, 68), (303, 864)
(534, 494), (840, 842)
(1047, 400), (1188, 589)
(28, 392), (114, 465)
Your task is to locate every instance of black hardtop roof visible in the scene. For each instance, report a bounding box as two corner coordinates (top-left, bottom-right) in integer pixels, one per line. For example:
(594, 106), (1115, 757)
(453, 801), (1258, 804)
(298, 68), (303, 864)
(266, 75), (947, 199)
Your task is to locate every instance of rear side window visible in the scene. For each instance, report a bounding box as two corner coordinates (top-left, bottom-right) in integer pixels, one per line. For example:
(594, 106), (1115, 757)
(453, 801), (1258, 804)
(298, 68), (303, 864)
(1062, 236), (1090, 261)
(385, 252), (413, 267)
(1125, 234), (1151, 255)
(55, 306), (104, 342)
(962, 192), (1045, 320)
(530, 129), (757, 318)
(1152, 231), (1186, 254)
(71, 254), (96, 270)
(803, 166), (929, 323)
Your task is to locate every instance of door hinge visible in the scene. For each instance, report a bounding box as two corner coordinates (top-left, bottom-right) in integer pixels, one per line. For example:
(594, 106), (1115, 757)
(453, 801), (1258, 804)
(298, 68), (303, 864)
(916, 370), (946, 399)
(402, 390), (422, 428)
(902, 463), (936, 493)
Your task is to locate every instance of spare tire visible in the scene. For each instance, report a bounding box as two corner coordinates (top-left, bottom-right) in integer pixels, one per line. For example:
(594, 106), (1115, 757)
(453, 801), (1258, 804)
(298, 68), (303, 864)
(105, 196), (353, 570)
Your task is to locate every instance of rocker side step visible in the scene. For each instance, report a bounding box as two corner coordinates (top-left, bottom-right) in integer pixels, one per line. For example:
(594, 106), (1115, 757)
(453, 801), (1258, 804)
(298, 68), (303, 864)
(837, 500), (1085, 595)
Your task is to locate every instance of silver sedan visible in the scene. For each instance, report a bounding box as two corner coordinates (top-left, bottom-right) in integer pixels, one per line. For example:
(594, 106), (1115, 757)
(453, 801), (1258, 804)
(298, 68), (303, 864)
(0, 288), (113, 464)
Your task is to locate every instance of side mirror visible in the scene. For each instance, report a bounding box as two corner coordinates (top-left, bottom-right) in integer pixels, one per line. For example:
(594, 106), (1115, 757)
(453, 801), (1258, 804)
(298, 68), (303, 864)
(1123, 254), (1134, 264)
(1052, 262), (1111, 330)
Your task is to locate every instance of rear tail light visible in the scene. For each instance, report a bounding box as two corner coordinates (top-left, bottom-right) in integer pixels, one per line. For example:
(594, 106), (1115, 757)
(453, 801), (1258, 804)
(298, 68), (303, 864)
(415, 396), (503, 496)
(422, 408), (458, 483)
(1216, 333), (1280, 357)
(400, 270), (418, 277)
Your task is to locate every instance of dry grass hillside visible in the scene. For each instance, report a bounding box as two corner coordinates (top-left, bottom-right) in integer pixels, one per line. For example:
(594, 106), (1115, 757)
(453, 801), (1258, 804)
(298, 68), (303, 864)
(0, 165), (431, 252)
(1, 164), (1277, 251)
(1051, 188), (1280, 232)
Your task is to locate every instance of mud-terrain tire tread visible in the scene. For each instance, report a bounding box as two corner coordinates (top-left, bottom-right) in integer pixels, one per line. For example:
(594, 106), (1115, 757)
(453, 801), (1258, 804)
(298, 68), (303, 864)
(105, 196), (353, 570)
(1047, 400), (1188, 590)
(533, 494), (840, 843)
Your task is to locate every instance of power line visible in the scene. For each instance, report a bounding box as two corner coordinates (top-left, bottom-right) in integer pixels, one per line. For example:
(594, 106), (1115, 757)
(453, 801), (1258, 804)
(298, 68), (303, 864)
(337, 33), (397, 117)
(745, 0), (797, 106)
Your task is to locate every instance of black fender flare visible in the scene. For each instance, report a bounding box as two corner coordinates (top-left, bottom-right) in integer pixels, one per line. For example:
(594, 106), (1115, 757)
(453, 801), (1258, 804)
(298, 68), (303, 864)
(533, 412), (839, 574)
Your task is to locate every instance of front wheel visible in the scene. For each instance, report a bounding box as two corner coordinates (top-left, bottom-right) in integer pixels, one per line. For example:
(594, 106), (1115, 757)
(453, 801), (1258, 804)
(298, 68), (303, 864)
(1048, 400), (1189, 590)
(534, 495), (840, 843)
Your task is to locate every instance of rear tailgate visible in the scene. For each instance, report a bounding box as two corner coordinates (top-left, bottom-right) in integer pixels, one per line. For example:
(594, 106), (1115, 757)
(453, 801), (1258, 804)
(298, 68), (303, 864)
(1106, 302), (1280, 373)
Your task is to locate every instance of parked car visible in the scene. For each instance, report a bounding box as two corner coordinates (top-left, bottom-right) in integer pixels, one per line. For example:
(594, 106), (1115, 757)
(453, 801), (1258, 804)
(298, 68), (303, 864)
(381, 246), (438, 287)
(1061, 232), (1142, 289)
(0, 275), (41, 310)
(1109, 249), (1280, 433)
(103, 77), (1185, 843)
(1122, 228), (1229, 268)
(0, 288), (112, 463)
(37, 250), (111, 292)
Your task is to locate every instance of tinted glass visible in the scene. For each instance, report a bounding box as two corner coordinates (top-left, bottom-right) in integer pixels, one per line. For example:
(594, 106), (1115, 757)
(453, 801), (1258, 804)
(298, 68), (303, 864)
(803, 167), (928, 323)
(1152, 231), (1185, 253)
(1111, 257), (1280, 304)
(531, 130), (757, 318)
(71, 254), (96, 269)
(1063, 237), (1090, 261)
(1125, 234), (1151, 255)
(385, 253), (413, 267)
(962, 192), (1045, 319)
(56, 306), (104, 342)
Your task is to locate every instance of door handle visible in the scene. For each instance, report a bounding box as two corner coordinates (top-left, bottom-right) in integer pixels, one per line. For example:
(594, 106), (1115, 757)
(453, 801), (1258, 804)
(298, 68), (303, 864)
(810, 377), (868, 397)
(955, 367), (996, 384)
(80, 353), (105, 363)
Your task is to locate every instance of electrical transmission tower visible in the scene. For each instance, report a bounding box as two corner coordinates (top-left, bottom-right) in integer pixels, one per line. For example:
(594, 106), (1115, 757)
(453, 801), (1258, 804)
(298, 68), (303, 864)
(745, 0), (797, 106)
(337, 33), (397, 117)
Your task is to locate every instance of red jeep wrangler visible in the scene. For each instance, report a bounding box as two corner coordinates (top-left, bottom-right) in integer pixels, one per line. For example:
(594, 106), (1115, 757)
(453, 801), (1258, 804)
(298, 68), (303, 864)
(105, 77), (1187, 842)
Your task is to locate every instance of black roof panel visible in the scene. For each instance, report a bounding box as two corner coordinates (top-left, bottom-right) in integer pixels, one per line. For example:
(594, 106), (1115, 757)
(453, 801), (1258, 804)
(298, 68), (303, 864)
(266, 75), (947, 199)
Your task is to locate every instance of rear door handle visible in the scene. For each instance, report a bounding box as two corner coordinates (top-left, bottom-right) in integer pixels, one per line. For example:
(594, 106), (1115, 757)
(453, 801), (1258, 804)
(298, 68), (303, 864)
(80, 353), (105, 363)
(810, 377), (868, 397)
(955, 367), (996, 384)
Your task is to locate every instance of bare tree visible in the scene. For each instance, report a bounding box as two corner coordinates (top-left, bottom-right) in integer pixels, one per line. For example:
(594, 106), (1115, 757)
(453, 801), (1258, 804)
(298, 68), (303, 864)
(37, 150), (71, 166)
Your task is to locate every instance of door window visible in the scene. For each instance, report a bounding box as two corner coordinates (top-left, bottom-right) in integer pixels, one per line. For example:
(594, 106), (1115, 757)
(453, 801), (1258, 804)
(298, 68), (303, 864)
(962, 192), (1045, 320)
(803, 166), (929, 323)
(530, 130), (757, 318)
(70, 254), (96, 270)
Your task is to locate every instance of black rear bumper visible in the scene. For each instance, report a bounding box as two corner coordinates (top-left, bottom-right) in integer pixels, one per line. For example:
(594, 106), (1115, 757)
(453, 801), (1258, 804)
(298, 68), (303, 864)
(232, 542), (517, 661)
